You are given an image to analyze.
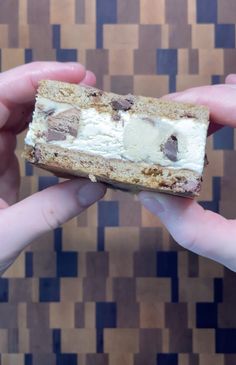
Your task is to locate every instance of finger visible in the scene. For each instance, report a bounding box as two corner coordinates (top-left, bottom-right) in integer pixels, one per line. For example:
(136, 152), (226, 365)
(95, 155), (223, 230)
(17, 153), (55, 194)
(162, 84), (236, 128)
(139, 192), (236, 271)
(225, 74), (236, 84)
(81, 70), (96, 86)
(0, 61), (86, 104)
(0, 179), (106, 262)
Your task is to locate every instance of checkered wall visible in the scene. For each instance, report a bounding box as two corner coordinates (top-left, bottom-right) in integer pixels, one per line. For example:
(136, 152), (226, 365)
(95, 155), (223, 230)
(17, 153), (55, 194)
(0, 0), (236, 364)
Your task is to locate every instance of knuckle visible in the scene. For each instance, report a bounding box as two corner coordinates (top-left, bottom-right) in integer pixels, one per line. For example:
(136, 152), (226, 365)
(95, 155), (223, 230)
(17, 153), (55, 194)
(40, 197), (63, 231)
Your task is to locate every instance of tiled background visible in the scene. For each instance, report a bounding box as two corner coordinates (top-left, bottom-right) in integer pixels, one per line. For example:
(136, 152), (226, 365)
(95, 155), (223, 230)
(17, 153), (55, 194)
(0, 0), (236, 364)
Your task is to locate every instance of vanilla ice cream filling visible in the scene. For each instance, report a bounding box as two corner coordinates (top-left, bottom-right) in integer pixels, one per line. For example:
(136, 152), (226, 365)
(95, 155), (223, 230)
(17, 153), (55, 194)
(25, 98), (208, 175)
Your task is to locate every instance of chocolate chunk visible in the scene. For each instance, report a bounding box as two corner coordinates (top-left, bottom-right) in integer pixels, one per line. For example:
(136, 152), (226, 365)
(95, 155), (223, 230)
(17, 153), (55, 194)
(37, 104), (55, 117)
(111, 98), (133, 111)
(47, 108), (80, 137)
(34, 146), (42, 162)
(46, 129), (67, 142)
(161, 135), (178, 162)
(89, 90), (103, 98)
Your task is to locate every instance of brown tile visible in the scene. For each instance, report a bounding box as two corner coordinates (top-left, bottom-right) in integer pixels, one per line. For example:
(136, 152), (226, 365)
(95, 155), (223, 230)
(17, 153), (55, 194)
(119, 200), (141, 226)
(139, 329), (162, 352)
(139, 25), (162, 49)
(179, 278), (213, 302)
(75, 0), (85, 23)
(61, 329), (96, 353)
(113, 278), (136, 303)
(8, 329), (18, 353)
(224, 50), (236, 75)
(117, 0), (140, 23)
(192, 24), (214, 49)
(225, 355), (236, 365)
(86, 50), (109, 89)
(218, 0), (236, 23)
(188, 354), (199, 365)
(28, 0), (49, 24)
(166, 0), (188, 23)
(104, 25), (138, 49)
(29, 328), (52, 353)
(199, 355), (224, 365)
(0, 0), (19, 24)
(33, 252), (56, 277)
(9, 279), (32, 302)
(109, 49), (133, 76)
(140, 302), (165, 328)
(29, 25), (52, 49)
(199, 49), (223, 75)
(188, 252), (199, 277)
(86, 354), (109, 365)
(134, 75), (168, 98)
(104, 329), (139, 353)
(49, 303), (74, 329)
(83, 278), (106, 301)
(165, 303), (188, 329)
(27, 304), (49, 328)
(77, 209), (88, 227)
(0, 329), (7, 352)
(61, 278), (83, 302)
(0, 304), (17, 328)
(139, 228), (163, 251)
(8, 23), (18, 47)
(61, 24), (96, 49)
(169, 329), (192, 352)
(33, 354), (56, 365)
(109, 251), (133, 277)
(198, 257), (223, 277)
(75, 303), (85, 328)
(117, 302), (140, 328)
(224, 151), (236, 178)
(169, 24), (191, 48)
(50, 0), (75, 24)
(134, 353), (156, 365)
(218, 302), (236, 327)
(193, 329), (214, 353)
(140, 0), (165, 24)
(109, 354), (133, 365)
(133, 251), (156, 277)
(137, 278), (171, 302)
(220, 201), (236, 219)
(110, 76), (133, 95)
(86, 252), (109, 277)
(134, 49), (156, 75)
(189, 49), (199, 75)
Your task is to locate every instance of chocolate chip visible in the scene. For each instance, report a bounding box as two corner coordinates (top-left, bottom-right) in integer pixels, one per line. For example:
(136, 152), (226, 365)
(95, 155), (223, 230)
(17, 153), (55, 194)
(204, 154), (209, 167)
(34, 146), (42, 162)
(89, 90), (103, 97)
(161, 135), (178, 162)
(112, 112), (121, 121)
(111, 98), (133, 111)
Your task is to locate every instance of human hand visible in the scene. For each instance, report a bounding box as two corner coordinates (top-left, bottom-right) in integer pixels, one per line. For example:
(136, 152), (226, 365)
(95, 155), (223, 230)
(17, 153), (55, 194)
(0, 62), (106, 272)
(139, 77), (236, 271)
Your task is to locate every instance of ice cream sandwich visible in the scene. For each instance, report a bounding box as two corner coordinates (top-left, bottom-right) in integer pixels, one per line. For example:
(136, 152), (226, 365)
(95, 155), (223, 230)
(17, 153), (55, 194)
(23, 80), (209, 197)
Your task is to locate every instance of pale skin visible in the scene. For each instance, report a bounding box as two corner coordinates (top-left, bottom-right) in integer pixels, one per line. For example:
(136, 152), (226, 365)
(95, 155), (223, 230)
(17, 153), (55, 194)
(0, 61), (107, 271)
(139, 75), (236, 272)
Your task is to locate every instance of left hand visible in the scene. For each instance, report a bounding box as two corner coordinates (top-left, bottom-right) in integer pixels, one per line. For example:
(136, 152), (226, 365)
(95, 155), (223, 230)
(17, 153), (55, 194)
(0, 62), (106, 272)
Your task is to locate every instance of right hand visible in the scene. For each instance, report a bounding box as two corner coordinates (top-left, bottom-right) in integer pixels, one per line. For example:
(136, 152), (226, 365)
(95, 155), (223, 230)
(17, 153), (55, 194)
(139, 77), (236, 272)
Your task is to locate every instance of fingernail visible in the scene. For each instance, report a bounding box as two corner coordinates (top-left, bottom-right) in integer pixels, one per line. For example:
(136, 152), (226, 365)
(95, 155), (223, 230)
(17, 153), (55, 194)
(77, 182), (106, 207)
(139, 193), (166, 215)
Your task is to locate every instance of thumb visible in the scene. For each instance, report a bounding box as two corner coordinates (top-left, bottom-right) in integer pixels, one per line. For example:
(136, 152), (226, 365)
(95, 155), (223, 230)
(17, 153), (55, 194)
(139, 192), (236, 271)
(0, 179), (106, 264)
